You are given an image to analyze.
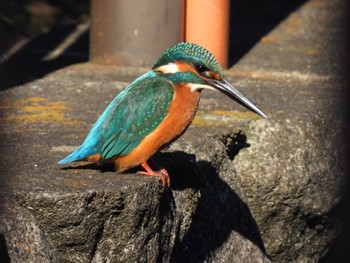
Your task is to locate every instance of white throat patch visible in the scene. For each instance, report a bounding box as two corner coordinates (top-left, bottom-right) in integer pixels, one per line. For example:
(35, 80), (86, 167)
(186, 83), (216, 92)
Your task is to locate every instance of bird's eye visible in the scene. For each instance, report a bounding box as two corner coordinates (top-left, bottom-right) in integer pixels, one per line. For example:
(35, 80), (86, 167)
(194, 63), (210, 76)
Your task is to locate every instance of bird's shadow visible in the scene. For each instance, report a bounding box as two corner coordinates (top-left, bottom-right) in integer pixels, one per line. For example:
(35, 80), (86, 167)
(61, 162), (115, 173)
(153, 151), (267, 262)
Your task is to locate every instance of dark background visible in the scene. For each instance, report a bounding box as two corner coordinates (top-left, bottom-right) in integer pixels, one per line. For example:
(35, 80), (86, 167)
(0, 0), (312, 90)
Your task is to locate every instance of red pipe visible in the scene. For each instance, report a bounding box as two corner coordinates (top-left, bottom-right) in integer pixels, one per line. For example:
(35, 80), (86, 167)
(185, 0), (230, 68)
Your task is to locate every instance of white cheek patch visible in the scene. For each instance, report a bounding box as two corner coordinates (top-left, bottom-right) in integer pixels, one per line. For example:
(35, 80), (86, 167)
(187, 83), (216, 92)
(155, 63), (217, 93)
(155, 63), (179, 74)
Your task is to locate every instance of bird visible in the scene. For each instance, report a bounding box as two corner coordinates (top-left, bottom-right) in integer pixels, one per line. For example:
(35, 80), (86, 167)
(58, 42), (267, 188)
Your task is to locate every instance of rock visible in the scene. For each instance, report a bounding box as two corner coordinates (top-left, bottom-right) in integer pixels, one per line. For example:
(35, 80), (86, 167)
(1, 178), (176, 263)
(233, 118), (346, 262)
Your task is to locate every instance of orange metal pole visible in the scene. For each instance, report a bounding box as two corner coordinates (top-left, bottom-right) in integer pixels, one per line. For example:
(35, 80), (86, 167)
(185, 0), (230, 68)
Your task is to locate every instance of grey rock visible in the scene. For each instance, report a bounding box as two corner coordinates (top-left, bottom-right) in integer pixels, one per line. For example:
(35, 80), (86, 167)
(1, 179), (176, 263)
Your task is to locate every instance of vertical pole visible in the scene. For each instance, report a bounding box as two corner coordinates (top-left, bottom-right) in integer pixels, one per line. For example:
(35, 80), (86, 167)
(90, 0), (185, 66)
(186, 0), (230, 68)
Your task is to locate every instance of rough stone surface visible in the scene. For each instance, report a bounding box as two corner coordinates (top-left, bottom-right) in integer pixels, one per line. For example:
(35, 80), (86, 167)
(1, 175), (177, 263)
(1, 0), (349, 262)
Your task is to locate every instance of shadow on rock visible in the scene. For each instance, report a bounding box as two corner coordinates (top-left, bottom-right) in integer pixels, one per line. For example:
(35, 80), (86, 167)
(0, 234), (10, 263)
(154, 151), (267, 262)
(153, 151), (201, 191)
(60, 162), (115, 172)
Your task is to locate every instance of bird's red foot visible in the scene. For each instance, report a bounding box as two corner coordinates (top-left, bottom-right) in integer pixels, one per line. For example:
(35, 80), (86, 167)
(138, 161), (170, 188)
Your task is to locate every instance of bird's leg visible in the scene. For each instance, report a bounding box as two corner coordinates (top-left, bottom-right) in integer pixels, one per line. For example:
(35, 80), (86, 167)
(137, 160), (170, 188)
(148, 158), (170, 183)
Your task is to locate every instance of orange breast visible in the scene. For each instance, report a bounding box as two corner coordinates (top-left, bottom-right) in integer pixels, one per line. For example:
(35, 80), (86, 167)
(113, 83), (201, 172)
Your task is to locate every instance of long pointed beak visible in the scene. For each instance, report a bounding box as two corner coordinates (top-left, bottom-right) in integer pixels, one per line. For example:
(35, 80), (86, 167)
(208, 77), (267, 118)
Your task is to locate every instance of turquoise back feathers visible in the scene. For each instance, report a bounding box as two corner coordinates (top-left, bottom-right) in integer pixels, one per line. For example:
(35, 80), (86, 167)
(58, 71), (174, 164)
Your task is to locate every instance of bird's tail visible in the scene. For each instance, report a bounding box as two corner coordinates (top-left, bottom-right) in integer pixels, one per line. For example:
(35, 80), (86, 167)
(58, 145), (97, 165)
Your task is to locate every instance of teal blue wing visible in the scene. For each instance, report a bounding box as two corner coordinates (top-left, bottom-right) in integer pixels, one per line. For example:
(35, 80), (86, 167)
(98, 76), (174, 159)
(58, 72), (174, 165)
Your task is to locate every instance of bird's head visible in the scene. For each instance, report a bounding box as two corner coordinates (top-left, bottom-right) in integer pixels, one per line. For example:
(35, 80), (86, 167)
(152, 42), (267, 118)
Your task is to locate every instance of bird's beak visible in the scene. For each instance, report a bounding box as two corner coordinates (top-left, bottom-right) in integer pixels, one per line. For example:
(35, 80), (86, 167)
(208, 77), (267, 118)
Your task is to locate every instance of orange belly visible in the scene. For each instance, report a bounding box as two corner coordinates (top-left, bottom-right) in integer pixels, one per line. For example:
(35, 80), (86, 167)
(113, 84), (200, 172)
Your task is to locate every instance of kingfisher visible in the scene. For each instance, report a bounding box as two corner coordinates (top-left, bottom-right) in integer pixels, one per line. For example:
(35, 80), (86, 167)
(58, 42), (267, 188)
